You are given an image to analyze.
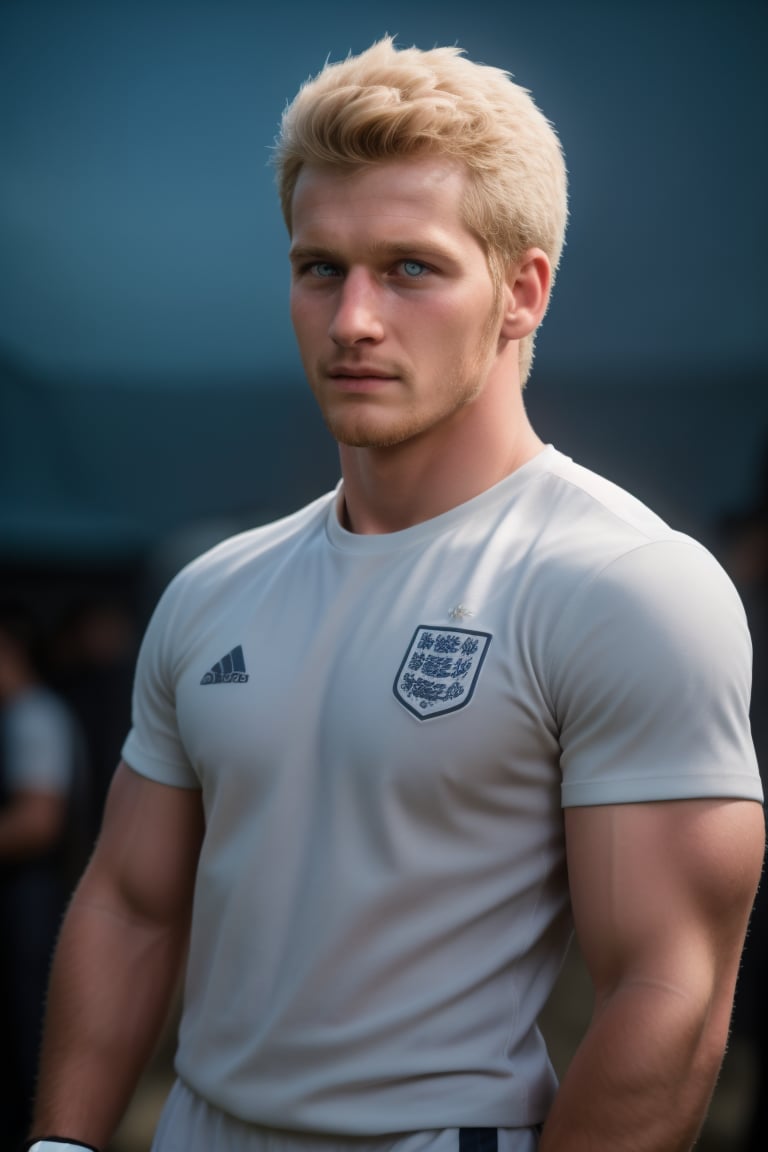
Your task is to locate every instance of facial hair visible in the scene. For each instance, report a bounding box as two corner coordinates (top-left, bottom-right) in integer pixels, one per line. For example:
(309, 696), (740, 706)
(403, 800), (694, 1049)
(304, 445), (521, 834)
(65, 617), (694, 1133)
(318, 297), (505, 450)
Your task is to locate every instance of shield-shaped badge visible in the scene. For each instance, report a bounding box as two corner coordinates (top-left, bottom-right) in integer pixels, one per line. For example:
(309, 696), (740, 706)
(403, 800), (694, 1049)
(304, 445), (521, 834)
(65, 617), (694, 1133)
(393, 625), (492, 720)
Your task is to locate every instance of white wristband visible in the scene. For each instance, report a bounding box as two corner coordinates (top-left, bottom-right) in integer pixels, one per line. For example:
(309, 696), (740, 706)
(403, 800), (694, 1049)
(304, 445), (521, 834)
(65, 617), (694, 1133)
(26, 1142), (99, 1152)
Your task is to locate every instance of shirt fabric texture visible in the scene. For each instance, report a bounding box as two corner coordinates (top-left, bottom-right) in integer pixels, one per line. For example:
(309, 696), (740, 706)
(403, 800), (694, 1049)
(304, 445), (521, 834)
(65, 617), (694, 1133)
(122, 445), (762, 1134)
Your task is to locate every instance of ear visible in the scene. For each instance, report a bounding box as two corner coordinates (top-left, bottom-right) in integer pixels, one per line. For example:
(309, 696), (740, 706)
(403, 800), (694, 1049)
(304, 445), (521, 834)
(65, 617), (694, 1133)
(499, 248), (552, 341)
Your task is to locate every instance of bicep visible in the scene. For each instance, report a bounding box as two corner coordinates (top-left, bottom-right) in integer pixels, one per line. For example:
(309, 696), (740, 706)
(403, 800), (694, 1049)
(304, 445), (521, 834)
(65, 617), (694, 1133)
(565, 798), (765, 1006)
(80, 760), (205, 928)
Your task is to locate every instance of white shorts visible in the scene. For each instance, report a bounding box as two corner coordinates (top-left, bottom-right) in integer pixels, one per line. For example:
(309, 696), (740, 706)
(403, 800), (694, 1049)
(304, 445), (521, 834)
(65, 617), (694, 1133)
(150, 1080), (542, 1152)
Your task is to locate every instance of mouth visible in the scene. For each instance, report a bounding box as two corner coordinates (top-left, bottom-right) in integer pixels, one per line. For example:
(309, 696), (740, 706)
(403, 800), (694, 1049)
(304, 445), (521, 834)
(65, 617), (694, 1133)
(326, 367), (398, 391)
(329, 367), (395, 379)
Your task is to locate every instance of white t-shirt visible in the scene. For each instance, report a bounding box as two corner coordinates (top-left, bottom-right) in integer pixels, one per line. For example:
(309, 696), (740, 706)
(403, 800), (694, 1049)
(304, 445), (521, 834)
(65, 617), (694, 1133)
(123, 446), (762, 1134)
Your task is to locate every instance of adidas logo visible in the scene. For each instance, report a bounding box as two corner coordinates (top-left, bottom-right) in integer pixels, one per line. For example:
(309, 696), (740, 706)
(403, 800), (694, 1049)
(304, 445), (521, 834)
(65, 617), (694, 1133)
(201, 645), (250, 685)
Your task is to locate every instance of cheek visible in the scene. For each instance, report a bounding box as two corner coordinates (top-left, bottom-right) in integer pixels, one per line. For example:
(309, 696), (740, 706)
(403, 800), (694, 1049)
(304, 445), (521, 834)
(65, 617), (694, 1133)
(290, 295), (321, 345)
(289, 290), (305, 328)
(411, 299), (474, 347)
(427, 304), (493, 366)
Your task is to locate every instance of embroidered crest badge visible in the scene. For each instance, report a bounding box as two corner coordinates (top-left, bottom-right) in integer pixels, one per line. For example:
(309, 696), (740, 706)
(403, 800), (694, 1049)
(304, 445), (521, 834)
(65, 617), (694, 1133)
(393, 625), (492, 720)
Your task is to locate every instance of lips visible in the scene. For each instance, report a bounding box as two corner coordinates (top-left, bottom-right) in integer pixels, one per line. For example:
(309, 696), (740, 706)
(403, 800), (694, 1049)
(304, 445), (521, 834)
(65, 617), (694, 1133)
(322, 365), (401, 393)
(328, 367), (395, 379)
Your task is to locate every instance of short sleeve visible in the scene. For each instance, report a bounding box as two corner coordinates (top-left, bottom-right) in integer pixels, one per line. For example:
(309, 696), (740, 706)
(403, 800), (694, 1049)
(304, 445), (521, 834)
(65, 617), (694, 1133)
(121, 576), (201, 789)
(549, 539), (762, 807)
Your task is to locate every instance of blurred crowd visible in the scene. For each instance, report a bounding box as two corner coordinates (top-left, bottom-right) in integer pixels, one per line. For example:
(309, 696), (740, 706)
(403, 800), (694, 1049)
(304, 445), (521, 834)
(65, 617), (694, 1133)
(1, 439), (767, 1150)
(0, 593), (137, 1147)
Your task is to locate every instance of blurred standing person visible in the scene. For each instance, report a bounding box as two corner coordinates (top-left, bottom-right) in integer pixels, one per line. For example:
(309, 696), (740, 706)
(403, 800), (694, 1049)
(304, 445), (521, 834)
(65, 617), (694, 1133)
(0, 603), (86, 1149)
(48, 596), (137, 846)
(25, 37), (765, 1152)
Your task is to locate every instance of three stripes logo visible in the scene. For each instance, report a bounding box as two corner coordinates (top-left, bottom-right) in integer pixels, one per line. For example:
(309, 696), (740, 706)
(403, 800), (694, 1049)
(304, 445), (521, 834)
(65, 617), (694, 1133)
(200, 644), (250, 685)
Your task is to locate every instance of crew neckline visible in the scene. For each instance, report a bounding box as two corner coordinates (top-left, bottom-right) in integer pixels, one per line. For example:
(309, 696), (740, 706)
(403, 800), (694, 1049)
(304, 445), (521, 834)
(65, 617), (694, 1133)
(325, 444), (562, 554)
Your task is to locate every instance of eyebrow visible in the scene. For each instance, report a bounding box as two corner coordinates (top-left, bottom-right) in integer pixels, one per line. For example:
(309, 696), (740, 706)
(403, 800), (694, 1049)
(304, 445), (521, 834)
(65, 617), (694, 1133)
(288, 238), (460, 266)
(288, 245), (335, 265)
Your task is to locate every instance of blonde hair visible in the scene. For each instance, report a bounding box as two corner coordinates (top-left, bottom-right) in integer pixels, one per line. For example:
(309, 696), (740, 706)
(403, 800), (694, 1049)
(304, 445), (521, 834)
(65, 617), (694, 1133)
(274, 37), (568, 383)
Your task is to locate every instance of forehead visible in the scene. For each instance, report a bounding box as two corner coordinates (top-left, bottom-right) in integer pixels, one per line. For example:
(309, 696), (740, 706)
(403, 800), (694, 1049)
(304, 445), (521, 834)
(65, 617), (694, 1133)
(290, 157), (473, 245)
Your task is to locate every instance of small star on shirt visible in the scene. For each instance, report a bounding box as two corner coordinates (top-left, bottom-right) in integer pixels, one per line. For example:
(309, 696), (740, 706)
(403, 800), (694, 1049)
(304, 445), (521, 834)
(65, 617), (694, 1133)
(449, 604), (474, 620)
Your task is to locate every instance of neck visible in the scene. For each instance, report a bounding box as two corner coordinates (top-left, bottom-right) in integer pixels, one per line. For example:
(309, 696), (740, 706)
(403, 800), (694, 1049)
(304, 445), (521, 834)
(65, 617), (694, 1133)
(338, 380), (544, 535)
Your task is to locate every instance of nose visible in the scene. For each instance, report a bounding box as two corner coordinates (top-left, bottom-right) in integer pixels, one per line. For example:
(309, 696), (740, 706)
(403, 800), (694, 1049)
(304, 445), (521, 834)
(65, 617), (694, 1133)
(328, 269), (385, 347)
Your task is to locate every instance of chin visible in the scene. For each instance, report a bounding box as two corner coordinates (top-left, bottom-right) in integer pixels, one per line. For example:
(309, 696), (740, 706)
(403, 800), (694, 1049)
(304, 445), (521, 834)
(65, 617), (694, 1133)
(327, 424), (408, 449)
(320, 405), (420, 449)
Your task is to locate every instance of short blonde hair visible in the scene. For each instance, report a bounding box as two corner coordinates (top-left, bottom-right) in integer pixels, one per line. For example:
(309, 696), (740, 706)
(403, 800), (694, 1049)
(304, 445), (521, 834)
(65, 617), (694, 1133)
(274, 37), (568, 383)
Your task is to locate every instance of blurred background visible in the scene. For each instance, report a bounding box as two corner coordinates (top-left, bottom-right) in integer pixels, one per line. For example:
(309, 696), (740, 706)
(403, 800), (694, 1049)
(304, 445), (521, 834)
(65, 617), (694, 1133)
(0, 0), (766, 1148)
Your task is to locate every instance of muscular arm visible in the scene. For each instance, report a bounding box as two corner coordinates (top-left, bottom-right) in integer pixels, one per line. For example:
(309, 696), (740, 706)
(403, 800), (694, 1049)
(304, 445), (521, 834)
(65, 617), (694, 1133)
(539, 798), (764, 1152)
(29, 760), (205, 1149)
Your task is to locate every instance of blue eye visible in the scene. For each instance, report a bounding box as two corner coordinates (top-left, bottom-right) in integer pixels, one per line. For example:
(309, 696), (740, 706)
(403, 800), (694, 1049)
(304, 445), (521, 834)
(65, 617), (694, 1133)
(402, 260), (427, 277)
(312, 262), (339, 278)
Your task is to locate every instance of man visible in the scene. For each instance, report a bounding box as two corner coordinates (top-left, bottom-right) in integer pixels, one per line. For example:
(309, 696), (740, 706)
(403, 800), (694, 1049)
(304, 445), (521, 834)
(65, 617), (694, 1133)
(26, 37), (764, 1152)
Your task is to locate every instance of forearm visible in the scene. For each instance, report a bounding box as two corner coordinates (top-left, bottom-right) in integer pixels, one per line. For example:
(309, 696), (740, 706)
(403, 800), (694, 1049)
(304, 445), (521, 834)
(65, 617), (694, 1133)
(539, 979), (729, 1151)
(30, 883), (187, 1149)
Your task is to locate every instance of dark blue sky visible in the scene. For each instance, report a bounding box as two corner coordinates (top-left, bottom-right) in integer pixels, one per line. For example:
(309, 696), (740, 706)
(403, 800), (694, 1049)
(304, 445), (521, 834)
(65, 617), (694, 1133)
(1, 0), (766, 385)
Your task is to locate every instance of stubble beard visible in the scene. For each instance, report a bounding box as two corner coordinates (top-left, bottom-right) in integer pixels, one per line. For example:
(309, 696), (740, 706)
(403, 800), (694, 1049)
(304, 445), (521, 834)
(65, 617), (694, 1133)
(323, 372), (484, 449)
(318, 316), (502, 450)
